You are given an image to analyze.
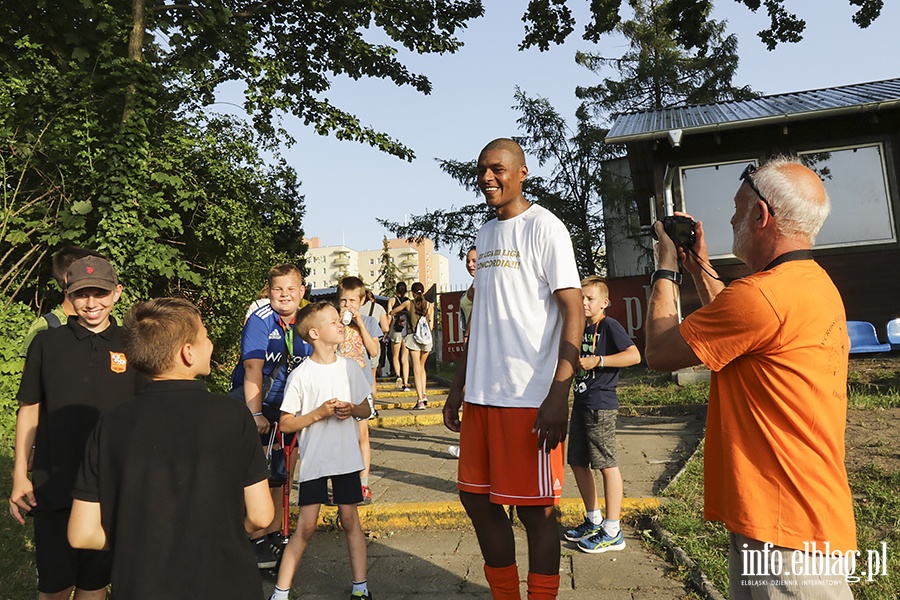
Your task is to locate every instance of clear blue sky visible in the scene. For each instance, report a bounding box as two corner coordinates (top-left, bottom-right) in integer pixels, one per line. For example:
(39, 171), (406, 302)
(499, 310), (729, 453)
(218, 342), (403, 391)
(216, 1), (900, 288)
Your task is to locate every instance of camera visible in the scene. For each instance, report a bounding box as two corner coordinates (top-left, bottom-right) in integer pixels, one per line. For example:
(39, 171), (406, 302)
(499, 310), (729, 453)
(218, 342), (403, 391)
(653, 215), (697, 249)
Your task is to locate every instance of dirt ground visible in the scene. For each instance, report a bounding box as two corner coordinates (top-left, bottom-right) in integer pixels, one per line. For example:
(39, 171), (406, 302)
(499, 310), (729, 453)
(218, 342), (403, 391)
(845, 408), (900, 473)
(845, 356), (900, 473)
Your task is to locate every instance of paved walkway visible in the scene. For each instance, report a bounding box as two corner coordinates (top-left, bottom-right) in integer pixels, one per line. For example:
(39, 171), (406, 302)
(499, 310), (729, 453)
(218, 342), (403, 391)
(267, 385), (708, 599)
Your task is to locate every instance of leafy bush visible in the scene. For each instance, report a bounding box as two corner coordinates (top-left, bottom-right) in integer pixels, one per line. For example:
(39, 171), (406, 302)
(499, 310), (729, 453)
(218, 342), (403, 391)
(0, 301), (37, 440)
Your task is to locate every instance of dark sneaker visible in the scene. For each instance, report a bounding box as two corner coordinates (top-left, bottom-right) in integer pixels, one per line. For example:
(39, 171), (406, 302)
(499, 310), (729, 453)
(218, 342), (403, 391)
(267, 531), (288, 562)
(252, 536), (277, 569)
(350, 591), (373, 599)
(563, 517), (603, 542)
(413, 400), (426, 410)
(578, 529), (626, 553)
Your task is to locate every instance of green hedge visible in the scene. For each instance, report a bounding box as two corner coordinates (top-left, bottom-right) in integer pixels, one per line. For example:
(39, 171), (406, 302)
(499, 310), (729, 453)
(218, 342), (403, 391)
(0, 301), (36, 441)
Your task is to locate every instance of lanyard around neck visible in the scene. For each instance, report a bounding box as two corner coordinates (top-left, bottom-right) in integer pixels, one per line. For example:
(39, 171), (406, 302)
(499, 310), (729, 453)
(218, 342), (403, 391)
(281, 318), (295, 360)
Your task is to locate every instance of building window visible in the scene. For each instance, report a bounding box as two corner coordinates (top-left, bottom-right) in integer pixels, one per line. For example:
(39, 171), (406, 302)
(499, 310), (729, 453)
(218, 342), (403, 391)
(679, 144), (896, 258)
(678, 160), (745, 258)
(799, 143), (895, 248)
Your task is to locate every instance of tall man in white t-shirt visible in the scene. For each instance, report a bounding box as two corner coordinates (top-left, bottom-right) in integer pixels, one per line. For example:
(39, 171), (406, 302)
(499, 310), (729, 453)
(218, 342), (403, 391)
(443, 138), (583, 600)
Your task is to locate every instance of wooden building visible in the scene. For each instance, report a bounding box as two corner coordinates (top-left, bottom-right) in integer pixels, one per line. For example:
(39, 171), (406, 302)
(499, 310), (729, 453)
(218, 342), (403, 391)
(601, 78), (900, 350)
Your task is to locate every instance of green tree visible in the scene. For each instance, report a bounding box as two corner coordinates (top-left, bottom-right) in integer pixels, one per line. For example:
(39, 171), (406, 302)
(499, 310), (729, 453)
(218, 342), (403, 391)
(375, 236), (401, 296)
(380, 89), (623, 276)
(1, 0), (484, 340)
(383, 0), (754, 276)
(575, 0), (757, 116)
(520, 0), (884, 51)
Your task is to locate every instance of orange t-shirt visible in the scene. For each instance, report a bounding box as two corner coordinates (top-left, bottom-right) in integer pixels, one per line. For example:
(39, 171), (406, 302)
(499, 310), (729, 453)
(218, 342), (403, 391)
(680, 260), (856, 552)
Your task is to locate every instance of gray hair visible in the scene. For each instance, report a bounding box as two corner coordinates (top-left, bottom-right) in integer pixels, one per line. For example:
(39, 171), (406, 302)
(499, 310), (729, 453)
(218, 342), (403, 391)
(753, 156), (831, 243)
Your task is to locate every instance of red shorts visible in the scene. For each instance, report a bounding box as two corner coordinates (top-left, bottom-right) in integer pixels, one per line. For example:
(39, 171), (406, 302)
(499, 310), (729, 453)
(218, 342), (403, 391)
(457, 402), (564, 506)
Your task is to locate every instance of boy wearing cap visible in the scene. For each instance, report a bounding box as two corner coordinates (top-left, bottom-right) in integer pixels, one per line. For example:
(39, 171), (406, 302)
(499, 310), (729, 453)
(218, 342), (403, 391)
(9, 256), (138, 600)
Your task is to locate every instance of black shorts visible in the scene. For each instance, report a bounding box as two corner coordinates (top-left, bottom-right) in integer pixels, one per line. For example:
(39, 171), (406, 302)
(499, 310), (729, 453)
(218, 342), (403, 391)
(298, 472), (362, 506)
(33, 508), (112, 593)
(567, 407), (618, 470)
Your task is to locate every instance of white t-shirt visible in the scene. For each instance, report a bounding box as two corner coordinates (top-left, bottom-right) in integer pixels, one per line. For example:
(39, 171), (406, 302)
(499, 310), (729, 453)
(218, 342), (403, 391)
(466, 204), (581, 408)
(280, 356), (370, 482)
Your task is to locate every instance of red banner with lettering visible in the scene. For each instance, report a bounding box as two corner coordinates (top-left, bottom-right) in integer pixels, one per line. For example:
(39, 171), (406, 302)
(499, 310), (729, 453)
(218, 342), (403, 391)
(605, 276), (651, 352)
(440, 290), (466, 362)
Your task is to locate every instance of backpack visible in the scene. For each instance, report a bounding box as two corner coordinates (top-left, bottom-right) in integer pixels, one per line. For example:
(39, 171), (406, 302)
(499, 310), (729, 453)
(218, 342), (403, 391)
(413, 314), (432, 345)
(392, 295), (408, 332)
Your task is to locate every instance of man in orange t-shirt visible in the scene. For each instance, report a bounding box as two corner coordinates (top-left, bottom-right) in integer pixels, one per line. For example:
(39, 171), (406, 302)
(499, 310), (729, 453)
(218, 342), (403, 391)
(645, 157), (856, 599)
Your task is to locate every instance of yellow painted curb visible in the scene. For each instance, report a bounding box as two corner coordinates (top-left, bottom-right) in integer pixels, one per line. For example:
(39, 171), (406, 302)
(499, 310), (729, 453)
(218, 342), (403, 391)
(377, 388), (450, 399)
(369, 413), (445, 428)
(292, 497), (662, 532)
(374, 398), (446, 411)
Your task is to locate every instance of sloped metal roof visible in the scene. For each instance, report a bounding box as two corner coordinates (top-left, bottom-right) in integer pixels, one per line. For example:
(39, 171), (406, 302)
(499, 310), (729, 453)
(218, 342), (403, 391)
(606, 78), (900, 144)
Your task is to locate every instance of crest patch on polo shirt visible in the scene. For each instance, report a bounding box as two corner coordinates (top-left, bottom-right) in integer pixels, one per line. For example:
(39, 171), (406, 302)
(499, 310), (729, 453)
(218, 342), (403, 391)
(110, 352), (127, 373)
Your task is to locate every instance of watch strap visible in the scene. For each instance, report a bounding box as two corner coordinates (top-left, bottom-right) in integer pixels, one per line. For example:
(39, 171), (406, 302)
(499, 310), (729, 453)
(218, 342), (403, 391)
(651, 269), (682, 286)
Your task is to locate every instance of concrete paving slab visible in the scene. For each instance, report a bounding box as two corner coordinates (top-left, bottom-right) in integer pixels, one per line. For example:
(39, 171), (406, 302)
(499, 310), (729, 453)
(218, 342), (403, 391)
(271, 398), (708, 598)
(265, 527), (696, 599)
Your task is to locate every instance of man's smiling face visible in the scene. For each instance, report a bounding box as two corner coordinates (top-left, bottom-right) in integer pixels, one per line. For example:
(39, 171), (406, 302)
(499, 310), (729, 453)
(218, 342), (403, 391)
(477, 147), (528, 215)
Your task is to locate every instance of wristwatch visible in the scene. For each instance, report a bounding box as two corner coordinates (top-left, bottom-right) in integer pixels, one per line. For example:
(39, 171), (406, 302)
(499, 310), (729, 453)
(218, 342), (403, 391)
(651, 269), (682, 286)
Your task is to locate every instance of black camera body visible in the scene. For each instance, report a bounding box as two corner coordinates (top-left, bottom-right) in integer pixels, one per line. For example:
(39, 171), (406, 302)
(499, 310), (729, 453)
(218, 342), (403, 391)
(657, 215), (697, 249)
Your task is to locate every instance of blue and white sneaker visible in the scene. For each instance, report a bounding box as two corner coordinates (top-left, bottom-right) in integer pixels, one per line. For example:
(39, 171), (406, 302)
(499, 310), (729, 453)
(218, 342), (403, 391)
(577, 528), (626, 553)
(563, 517), (603, 542)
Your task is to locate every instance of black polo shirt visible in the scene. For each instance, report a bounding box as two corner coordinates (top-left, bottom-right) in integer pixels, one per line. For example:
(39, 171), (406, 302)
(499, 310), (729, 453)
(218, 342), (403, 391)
(17, 317), (137, 511)
(73, 380), (268, 599)
(572, 316), (636, 411)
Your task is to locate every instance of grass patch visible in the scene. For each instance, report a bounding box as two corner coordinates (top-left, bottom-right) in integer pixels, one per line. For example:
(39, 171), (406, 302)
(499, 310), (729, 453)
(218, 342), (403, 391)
(653, 443), (730, 594)
(848, 386), (900, 409)
(648, 442), (900, 599)
(0, 446), (38, 599)
(848, 465), (900, 598)
(618, 365), (710, 407)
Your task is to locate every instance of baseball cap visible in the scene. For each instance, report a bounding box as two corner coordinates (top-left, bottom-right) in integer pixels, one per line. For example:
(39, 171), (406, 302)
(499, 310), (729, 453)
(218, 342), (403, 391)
(66, 256), (119, 293)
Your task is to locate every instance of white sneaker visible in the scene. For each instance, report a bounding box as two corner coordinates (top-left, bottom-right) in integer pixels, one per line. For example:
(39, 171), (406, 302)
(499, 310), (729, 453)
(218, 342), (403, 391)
(448, 445), (460, 459)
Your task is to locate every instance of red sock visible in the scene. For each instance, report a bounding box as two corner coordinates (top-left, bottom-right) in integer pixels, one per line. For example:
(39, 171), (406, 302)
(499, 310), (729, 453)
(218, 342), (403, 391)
(526, 572), (560, 600)
(484, 563), (521, 600)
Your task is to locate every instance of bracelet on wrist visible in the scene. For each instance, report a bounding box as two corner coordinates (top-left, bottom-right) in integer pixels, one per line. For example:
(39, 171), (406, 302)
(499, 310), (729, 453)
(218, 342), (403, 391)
(251, 412), (263, 417)
(599, 355), (604, 368)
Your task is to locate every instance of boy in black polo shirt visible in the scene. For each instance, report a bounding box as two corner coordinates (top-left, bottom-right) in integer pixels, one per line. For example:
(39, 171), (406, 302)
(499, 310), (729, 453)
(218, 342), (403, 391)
(9, 256), (135, 600)
(69, 298), (274, 599)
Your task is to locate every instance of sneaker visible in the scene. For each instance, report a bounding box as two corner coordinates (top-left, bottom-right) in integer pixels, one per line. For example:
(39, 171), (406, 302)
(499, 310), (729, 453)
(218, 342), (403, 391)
(252, 536), (277, 569)
(368, 409), (379, 420)
(421, 396), (428, 406)
(402, 386), (411, 392)
(350, 591), (373, 599)
(396, 377), (403, 389)
(267, 531), (288, 562)
(448, 445), (460, 459)
(577, 529), (626, 553)
(413, 400), (426, 410)
(563, 517), (603, 542)
(360, 485), (372, 504)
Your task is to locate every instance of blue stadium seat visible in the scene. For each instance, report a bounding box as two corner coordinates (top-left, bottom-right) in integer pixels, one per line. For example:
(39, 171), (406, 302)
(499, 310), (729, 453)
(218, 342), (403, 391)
(886, 318), (900, 351)
(847, 321), (890, 354)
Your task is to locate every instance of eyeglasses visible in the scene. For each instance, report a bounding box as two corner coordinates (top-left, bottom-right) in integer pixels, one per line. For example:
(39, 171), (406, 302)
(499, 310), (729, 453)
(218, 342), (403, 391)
(739, 164), (776, 217)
